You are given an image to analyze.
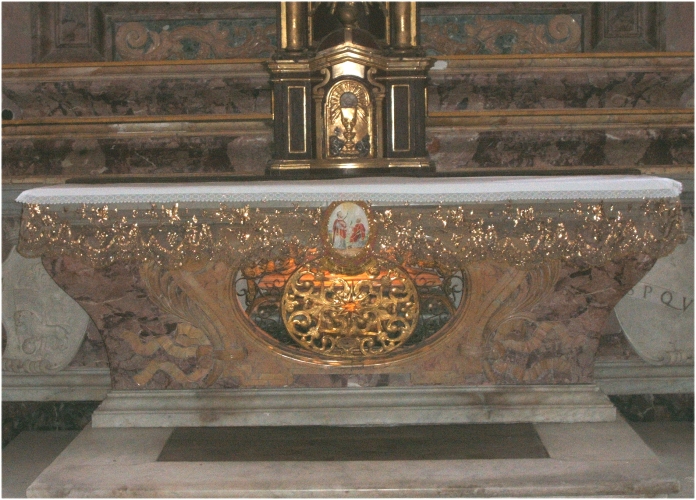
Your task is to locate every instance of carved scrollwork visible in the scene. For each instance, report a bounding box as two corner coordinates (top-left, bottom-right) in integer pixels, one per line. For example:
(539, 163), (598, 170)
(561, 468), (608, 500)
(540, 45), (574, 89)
(281, 258), (419, 358)
(115, 20), (276, 61)
(421, 14), (581, 55)
(2, 247), (89, 373)
(480, 261), (577, 384)
(484, 316), (574, 384)
(133, 260), (236, 387)
(234, 253), (465, 361)
(122, 324), (216, 387)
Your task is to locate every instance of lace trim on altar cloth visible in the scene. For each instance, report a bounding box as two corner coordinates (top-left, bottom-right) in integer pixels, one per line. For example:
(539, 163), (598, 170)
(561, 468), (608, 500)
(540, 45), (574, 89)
(16, 176), (682, 206)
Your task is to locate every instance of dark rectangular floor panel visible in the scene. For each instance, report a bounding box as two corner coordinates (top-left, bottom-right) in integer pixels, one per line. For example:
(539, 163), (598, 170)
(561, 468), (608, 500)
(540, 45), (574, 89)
(157, 424), (549, 462)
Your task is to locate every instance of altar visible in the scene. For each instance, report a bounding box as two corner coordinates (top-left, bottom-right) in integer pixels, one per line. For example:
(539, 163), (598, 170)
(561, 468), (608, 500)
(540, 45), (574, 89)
(11, 174), (686, 496)
(12, 174), (684, 427)
(3, 2), (692, 496)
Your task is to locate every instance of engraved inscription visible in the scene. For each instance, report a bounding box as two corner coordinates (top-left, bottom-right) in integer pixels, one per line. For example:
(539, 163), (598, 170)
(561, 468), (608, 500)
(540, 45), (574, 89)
(626, 282), (693, 312)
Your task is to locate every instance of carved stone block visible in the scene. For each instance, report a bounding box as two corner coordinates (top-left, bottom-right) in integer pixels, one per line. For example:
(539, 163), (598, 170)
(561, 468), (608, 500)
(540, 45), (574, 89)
(2, 247), (90, 373)
(615, 235), (694, 366)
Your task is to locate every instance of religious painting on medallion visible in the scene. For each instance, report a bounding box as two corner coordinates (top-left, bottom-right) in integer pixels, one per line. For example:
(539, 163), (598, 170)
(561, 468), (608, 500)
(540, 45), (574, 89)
(322, 200), (375, 271)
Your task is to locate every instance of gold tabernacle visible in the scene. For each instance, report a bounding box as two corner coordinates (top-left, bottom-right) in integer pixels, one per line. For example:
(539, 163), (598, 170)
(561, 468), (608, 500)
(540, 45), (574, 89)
(268, 2), (432, 173)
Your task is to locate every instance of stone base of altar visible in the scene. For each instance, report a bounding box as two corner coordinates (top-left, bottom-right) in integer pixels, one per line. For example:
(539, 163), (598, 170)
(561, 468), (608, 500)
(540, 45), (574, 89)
(2, 369), (112, 402)
(26, 416), (679, 497)
(90, 385), (616, 428)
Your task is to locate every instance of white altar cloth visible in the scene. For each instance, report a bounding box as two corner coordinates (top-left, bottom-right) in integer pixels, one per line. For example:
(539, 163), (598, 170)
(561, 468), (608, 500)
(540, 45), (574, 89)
(16, 175), (681, 206)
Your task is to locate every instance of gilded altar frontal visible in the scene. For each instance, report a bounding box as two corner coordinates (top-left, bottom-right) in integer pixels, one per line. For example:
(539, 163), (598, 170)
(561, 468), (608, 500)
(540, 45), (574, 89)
(2, 0), (693, 391)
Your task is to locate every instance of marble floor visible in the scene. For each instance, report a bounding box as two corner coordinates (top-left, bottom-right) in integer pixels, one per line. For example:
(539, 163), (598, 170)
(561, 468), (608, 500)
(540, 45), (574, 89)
(2, 420), (693, 497)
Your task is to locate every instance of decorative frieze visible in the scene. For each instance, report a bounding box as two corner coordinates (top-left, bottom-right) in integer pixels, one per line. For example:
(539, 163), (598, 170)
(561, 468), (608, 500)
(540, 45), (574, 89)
(113, 20), (276, 61)
(421, 14), (582, 55)
(23, 2), (687, 64)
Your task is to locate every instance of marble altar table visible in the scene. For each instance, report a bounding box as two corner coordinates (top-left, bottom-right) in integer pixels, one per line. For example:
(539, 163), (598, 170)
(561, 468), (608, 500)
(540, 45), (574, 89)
(14, 175), (685, 427)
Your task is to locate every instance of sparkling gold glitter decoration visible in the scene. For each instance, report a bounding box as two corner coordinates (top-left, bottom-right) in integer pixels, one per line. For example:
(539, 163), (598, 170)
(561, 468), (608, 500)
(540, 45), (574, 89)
(18, 200), (685, 272)
(281, 258), (419, 357)
(19, 198), (686, 377)
(234, 254), (464, 360)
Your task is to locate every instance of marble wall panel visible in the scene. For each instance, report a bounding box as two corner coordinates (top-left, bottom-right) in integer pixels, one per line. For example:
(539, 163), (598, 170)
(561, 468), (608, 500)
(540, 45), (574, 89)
(2, 140), (72, 178)
(427, 128), (694, 171)
(428, 72), (694, 112)
(3, 78), (271, 119)
(2, 134), (272, 179)
(5, 70), (689, 120)
(4, 128), (689, 181)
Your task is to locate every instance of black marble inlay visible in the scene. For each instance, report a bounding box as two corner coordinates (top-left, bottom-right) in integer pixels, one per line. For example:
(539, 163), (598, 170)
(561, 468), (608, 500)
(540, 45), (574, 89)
(2, 401), (100, 448)
(611, 394), (695, 422)
(157, 423), (549, 461)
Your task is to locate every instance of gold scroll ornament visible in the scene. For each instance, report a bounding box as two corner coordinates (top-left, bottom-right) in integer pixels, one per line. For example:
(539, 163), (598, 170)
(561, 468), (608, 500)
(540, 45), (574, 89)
(281, 258), (419, 358)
